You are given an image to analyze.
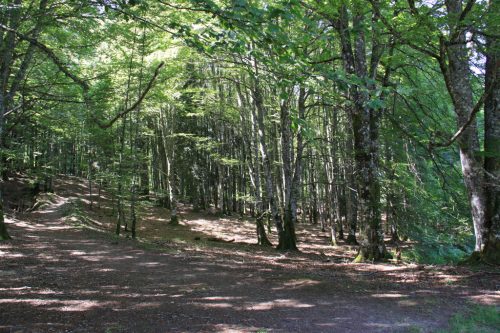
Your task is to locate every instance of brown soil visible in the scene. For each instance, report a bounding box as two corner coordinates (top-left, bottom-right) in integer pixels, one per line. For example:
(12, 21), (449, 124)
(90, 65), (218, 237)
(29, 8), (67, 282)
(0, 175), (498, 332)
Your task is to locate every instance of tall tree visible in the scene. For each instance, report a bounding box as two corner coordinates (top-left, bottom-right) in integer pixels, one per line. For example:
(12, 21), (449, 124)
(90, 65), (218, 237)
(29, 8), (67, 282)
(482, 0), (500, 263)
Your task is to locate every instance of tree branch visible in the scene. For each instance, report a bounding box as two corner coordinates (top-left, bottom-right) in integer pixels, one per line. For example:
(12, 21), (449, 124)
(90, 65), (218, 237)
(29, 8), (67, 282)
(369, 1), (442, 61)
(4, 102), (24, 117)
(430, 87), (490, 148)
(0, 22), (90, 91)
(95, 62), (164, 129)
(308, 56), (342, 65)
(0, 22), (165, 130)
(459, 0), (476, 23)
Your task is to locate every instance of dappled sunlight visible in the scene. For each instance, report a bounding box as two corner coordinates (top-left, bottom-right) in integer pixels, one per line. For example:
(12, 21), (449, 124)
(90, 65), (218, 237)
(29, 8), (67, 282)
(49, 176), (400, 270)
(245, 299), (315, 310)
(202, 296), (244, 301)
(193, 301), (234, 309)
(0, 250), (25, 258)
(6, 218), (40, 229)
(36, 253), (59, 261)
(167, 283), (212, 294)
(185, 215), (259, 244)
(5, 198), (75, 233)
(365, 322), (422, 330)
(0, 298), (117, 312)
(110, 292), (166, 299)
(468, 292), (500, 305)
(397, 299), (419, 307)
(65, 215), (108, 229)
(272, 278), (321, 291)
(144, 209), (363, 268)
(137, 261), (164, 267)
(189, 296), (317, 312)
(1, 175), (498, 333)
(35, 208), (63, 215)
(0, 286), (32, 291)
(315, 322), (342, 328)
(413, 289), (443, 295)
(371, 293), (408, 298)
(428, 271), (462, 285)
(63, 249), (135, 263)
(211, 324), (266, 332)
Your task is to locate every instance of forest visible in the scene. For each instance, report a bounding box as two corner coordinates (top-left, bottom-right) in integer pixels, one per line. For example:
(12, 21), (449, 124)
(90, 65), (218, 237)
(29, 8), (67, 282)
(0, 0), (499, 332)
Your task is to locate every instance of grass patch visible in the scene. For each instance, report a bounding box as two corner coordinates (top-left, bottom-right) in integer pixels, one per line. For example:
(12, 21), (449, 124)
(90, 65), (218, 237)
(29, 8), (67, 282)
(439, 305), (500, 333)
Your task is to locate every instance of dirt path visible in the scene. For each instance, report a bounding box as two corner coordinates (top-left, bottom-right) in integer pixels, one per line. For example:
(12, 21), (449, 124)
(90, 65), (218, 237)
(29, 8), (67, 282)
(1, 183), (498, 332)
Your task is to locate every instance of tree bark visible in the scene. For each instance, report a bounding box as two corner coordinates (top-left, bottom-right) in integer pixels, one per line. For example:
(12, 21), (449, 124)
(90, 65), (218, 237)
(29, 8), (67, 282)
(251, 74), (283, 236)
(277, 93), (298, 251)
(237, 80), (272, 246)
(482, 0), (500, 264)
(0, 0), (38, 240)
(337, 4), (388, 261)
(443, 0), (487, 252)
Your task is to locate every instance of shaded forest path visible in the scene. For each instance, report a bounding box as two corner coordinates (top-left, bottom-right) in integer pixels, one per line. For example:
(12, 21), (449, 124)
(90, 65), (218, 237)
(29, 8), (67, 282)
(1, 178), (498, 332)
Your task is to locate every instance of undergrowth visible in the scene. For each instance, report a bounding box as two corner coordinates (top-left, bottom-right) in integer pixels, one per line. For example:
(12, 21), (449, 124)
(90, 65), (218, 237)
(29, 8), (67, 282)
(402, 225), (474, 264)
(403, 242), (471, 264)
(438, 305), (500, 333)
(62, 199), (90, 227)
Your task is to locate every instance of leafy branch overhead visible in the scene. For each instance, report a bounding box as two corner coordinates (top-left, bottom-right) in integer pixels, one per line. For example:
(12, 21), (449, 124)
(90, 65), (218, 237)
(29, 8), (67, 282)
(0, 0), (498, 267)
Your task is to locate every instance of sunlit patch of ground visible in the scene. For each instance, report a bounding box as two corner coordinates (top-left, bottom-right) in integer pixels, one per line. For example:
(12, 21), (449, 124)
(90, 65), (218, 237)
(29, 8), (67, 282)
(469, 292), (500, 305)
(44, 175), (392, 266)
(0, 298), (117, 312)
(1, 174), (498, 333)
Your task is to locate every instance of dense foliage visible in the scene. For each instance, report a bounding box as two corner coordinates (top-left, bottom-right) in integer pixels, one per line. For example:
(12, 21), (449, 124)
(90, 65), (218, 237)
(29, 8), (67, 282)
(0, 0), (498, 264)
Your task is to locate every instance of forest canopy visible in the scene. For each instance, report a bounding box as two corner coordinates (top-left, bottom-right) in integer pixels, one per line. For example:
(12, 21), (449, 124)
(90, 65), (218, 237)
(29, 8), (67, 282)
(0, 0), (498, 264)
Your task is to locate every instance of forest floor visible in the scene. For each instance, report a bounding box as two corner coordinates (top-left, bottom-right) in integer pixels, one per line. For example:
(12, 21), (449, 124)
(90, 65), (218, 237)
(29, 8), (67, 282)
(0, 175), (499, 333)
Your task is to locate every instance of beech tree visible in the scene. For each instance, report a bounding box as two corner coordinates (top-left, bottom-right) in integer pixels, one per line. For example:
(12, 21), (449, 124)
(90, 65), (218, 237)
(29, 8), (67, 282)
(0, 0), (498, 264)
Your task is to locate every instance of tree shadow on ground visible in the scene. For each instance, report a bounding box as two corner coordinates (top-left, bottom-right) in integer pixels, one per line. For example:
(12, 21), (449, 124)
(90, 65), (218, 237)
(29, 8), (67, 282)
(1, 176), (498, 332)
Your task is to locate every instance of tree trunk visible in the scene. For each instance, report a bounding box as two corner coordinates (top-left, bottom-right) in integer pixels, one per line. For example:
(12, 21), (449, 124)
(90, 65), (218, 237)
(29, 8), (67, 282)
(0, 180), (10, 240)
(277, 95), (297, 251)
(385, 128), (399, 243)
(444, 0), (487, 252)
(337, 4), (388, 261)
(252, 74), (283, 236)
(482, 0), (500, 264)
(345, 122), (358, 245)
(277, 86), (306, 251)
(0, 92), (10, 239)
(0, 0), (26, 240)
(115, 117), (127, 236)
(237, 80), (272, 245)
